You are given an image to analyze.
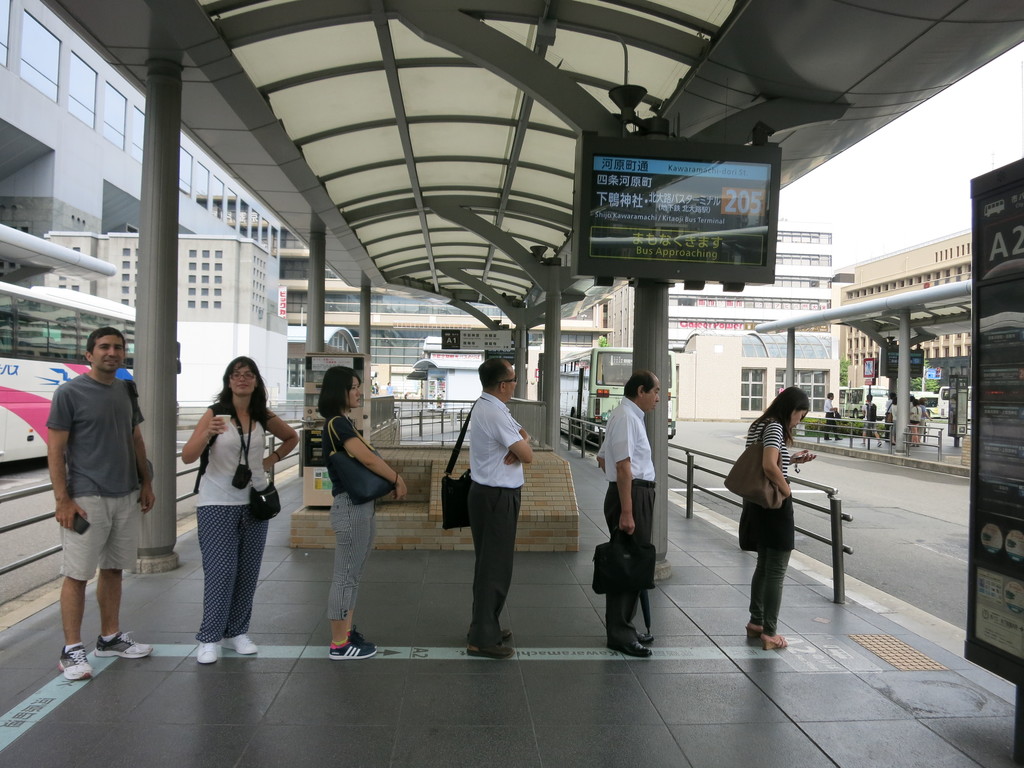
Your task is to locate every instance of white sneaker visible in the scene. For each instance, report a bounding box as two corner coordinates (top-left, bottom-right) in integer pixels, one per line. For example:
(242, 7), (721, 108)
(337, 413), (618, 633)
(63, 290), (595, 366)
(196, 642), (219, 664)
(59, 645), (93, 680)
(94, 631), (153, 658)
(221, 634), (258, 655)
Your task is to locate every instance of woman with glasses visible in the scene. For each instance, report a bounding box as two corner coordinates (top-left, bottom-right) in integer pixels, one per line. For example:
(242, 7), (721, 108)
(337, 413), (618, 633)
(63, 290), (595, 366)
(182, 357), (298, 664)
(738, 386), (816, 650)
(319, 365), (407, 659)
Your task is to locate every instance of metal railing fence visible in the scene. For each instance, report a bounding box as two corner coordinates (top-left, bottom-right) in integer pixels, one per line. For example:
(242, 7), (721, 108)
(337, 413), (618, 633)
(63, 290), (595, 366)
(668, 444), (852, 603)
(0, 432), (289, 579)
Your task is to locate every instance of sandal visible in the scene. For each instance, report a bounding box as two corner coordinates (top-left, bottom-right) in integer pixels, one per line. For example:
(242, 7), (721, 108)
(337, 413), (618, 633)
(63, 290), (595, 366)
(745, 623), (763, 639)
(761, 634), (788, 650)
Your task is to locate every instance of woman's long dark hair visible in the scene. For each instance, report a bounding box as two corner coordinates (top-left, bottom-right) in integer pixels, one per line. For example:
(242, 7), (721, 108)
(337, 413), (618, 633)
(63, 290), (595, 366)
(213, 356), (270, 427)
(751, 386), (811, 445)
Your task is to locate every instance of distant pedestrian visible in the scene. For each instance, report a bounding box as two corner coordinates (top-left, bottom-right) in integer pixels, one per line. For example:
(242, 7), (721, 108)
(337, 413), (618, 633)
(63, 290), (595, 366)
(823, 392), (840, 440)
(862, 394), (881, 448)
(738, 386), (816, 650)
(908, 396), (922, 444)
(884, 393), (897, 444)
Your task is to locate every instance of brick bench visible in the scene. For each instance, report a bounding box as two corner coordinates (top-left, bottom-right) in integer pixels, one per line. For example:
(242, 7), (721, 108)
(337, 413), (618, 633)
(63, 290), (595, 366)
(289, 448), (579, 551)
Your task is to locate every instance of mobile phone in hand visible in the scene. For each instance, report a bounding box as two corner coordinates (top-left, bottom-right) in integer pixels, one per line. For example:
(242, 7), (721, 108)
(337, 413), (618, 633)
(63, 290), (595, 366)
(72, 513), (90, 535)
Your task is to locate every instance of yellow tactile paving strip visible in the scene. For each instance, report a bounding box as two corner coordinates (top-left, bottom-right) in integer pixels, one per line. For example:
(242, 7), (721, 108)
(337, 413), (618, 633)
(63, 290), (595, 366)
(848, 634), (947, 671)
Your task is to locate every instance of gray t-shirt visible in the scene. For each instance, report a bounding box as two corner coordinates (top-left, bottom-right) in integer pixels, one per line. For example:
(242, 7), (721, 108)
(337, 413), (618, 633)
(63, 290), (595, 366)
(47, 374), (143, 498)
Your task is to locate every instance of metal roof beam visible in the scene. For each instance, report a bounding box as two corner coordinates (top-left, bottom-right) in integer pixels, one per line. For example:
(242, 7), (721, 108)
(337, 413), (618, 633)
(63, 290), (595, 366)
(399, 5), (619, 135)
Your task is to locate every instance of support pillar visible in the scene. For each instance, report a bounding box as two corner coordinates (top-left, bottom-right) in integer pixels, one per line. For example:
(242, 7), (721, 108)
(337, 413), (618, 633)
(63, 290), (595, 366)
(633, 280), (671, 580)
(307, 223), (326, 353)
(360, 284), (372, 356)
(542, 266), (561, 449)
(135, 59), (182, 573)
(896, 309), (911, 450)
(786, 327), (796, 388)
(513, 324), (528, 400)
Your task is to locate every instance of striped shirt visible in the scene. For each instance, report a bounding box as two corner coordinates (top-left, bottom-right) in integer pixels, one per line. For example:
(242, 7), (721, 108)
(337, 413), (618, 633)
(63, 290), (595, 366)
(746, 419), (791, 478)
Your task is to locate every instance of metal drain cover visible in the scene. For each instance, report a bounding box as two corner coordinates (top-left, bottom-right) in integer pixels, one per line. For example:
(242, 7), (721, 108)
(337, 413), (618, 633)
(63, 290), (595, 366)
(848, 634), (947, 671)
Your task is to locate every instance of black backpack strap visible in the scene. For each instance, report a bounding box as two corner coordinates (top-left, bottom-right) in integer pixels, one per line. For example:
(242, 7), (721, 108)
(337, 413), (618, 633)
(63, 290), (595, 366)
(193, 403), (233, 493)
(445, 403), (474, 476)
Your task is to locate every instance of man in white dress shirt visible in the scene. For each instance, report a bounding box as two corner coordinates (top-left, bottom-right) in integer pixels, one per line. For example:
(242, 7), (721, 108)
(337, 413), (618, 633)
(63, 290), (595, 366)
(466, 358), (533, 659)
(597, 370), (660, 658)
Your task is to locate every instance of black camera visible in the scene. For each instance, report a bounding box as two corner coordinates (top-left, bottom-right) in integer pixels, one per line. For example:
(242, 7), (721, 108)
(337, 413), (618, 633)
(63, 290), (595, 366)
(231, 464), (253, 489)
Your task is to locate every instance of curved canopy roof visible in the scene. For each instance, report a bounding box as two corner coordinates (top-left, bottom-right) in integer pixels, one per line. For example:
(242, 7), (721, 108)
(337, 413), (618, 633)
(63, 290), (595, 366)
(48, 0), (1024, 325)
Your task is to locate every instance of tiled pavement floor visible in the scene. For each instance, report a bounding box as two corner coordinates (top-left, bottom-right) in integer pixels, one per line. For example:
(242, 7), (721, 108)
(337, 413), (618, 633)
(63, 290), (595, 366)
(0, 449), (1017, 767)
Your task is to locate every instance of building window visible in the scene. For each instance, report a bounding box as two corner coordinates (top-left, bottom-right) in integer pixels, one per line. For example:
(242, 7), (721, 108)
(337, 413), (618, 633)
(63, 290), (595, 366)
(121, 286), (130, 294)
(214, 289), (222, 296)
(179, 148), (192, 194)
(103, 83), (127, 148)
(775, 370), (828, 413)
(187, 300), (196, 309)
(215, 263), (223, 271)
(188, 288), (196, 296)
(741, 369), (766, 412)
(214, 276), (222, 284)
(201, 263), (209, 271)
(201, 301), (208, 309)
(195, 164), (210, 208)
(201, 276), (209, 284)
(0, 0), (9, 66)
(188, 262), (196, 271)
(188, 275), (196, 284)
(201, 288), (209, 296)
(214, 301), (221, 309)
(20, 13), (60, 100)
(130, 107), (145, 161)
(68, 54), (97, 126)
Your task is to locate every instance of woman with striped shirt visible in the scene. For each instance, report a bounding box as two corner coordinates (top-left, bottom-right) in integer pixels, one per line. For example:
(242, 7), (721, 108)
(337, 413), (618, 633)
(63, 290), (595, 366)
(739, 387), (816, 650)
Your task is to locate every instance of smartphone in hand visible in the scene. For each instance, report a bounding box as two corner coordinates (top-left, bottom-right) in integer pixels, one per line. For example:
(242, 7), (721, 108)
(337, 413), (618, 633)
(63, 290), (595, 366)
(72, 513), (90, 535)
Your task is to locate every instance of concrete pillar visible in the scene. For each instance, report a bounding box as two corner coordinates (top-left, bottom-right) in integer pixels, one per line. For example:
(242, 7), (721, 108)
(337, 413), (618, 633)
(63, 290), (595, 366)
(360, 284), (372, 357)
(542, 266), (561, 449)
(135, 59), (182, 573)
(633, 279), (671, 580)
(896, 309), (911, 450)
(513, 324), (528, 400)
(786, 327), (796, 388)
(307, 223), (325, 353)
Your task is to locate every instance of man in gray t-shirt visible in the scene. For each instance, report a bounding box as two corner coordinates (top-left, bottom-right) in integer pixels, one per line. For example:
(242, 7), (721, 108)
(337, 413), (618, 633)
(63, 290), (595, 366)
(47, 327), (155, 681)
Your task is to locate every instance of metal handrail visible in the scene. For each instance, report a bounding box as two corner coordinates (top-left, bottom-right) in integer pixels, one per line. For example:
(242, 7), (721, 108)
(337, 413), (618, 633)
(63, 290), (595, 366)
(668, 443), (852, 604)
(797, 418), (946, 461)
(0, 431), (293, 579)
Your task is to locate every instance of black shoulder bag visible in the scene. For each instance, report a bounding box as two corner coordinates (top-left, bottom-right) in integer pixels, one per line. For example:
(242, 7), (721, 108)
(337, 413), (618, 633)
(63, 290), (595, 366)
(440, 405), (474, 529)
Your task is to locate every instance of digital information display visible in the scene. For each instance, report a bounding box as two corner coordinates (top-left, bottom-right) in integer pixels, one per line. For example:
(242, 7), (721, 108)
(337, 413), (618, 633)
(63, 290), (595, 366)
(573, 135), (781, 284)
(966, 158), (1024, 691)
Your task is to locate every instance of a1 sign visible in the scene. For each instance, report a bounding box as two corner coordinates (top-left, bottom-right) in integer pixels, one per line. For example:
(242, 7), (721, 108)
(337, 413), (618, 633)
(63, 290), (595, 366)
(441, 329), (513, 350)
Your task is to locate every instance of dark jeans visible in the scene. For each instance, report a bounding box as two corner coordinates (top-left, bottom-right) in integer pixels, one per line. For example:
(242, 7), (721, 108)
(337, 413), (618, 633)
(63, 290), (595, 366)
(749, 545), (791, 636)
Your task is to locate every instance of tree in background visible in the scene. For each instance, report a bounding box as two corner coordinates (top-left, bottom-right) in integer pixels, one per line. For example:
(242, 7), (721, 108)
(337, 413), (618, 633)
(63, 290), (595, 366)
(839, 358), (850, 387)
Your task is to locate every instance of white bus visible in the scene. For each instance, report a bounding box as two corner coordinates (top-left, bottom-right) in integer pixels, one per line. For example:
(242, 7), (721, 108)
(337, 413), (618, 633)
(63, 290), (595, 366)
(0, 283), (135, 462)
(560, 347), (676, 438)
(937, 385), (971, 421)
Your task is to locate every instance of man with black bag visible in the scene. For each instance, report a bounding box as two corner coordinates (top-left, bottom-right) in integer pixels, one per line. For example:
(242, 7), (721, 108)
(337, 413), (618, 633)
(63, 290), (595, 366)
(596, 370), (661, 658)
(465, 358), (532, 659)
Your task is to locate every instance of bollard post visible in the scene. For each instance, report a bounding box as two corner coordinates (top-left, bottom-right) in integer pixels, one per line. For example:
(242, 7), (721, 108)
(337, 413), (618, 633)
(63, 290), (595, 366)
(685, 452), (695, 519)
(829, 493), (846, 604)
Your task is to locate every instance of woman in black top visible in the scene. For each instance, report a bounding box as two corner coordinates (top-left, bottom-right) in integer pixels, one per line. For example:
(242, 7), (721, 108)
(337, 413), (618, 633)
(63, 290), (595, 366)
(318, 366), (406, 659)
(739, 387), (816, 650)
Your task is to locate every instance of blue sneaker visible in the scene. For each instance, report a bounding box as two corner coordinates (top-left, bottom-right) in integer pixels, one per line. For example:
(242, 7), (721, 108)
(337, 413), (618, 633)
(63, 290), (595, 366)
(329, 630), (377, 660)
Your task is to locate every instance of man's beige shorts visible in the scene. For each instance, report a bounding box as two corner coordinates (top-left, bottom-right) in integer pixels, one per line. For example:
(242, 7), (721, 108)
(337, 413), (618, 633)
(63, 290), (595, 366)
(60, 495), (141, 580)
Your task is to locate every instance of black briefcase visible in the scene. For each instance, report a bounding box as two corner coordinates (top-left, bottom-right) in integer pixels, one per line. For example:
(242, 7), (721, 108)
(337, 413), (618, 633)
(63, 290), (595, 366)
(592, 529), (656, 594)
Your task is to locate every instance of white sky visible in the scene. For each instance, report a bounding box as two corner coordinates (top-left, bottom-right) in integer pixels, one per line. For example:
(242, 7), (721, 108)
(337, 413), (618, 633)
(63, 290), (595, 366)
(779, 41), (1024, 269)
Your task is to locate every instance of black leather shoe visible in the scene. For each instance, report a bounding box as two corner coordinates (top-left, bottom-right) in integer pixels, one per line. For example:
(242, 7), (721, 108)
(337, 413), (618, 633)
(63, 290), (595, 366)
(636, 631), (654, 645)
(608, 640), (652, 658)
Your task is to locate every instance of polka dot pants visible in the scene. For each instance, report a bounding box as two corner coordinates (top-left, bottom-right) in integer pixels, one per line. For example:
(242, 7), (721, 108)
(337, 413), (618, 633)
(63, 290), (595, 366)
(196, 504), (268, 643)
